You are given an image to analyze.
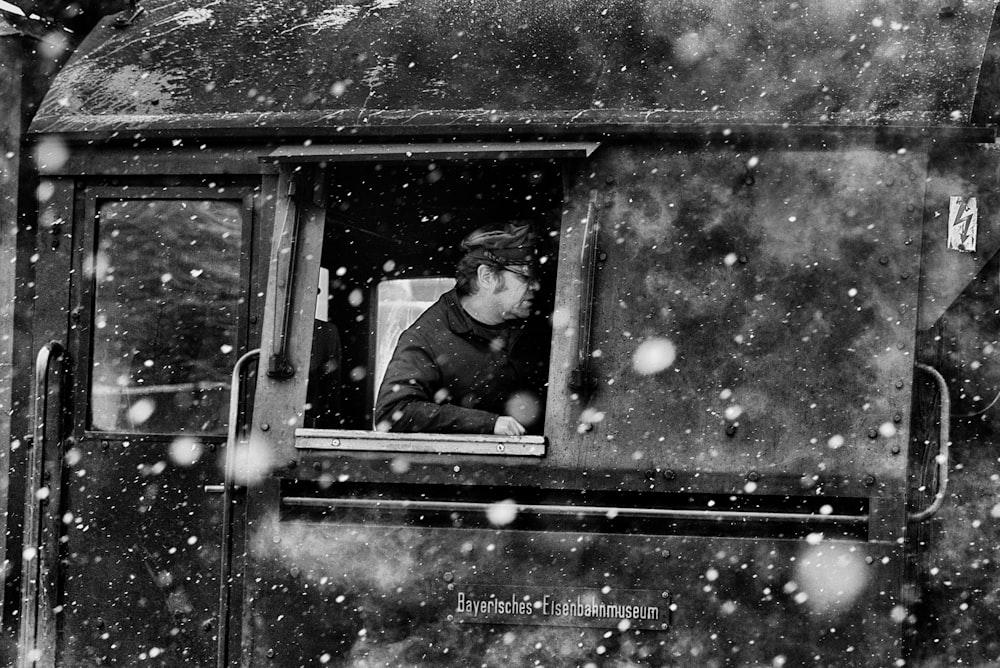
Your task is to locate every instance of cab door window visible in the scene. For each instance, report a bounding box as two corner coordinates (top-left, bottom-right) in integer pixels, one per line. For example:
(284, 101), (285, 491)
(89, 196), (244, 433)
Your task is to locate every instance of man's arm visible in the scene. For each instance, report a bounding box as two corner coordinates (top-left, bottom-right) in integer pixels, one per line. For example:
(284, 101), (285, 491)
(374, 336), (499, 434)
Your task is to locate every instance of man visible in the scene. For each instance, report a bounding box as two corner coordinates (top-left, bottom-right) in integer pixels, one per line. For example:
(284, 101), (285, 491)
(374, 222), (549, 435)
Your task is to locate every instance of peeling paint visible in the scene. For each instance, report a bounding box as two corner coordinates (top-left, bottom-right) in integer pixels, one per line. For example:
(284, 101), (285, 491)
(280, 6), (361, 36)
(27, 0), (1000, 133)
(174, 8), (214, 26)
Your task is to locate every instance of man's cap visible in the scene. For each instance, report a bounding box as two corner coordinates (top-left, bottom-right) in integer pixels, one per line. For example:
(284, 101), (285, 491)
(460, 222), (537, 265)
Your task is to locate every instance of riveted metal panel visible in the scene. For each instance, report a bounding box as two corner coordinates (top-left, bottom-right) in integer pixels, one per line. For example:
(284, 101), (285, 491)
(547, 144), (923, 503)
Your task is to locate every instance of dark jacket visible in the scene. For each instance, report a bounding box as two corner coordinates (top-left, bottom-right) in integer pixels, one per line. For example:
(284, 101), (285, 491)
(374, 289), (548, 434)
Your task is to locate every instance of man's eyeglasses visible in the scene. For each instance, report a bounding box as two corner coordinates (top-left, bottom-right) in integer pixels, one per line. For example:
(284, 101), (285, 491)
(502, 265), (538, 283)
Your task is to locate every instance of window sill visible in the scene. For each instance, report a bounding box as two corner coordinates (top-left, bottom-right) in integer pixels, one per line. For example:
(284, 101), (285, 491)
(294, 428), (545, 457)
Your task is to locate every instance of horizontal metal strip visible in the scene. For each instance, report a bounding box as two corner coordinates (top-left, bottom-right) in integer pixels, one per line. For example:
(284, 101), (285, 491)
(265, 141), (601, 162)
(295, 428), (545, 456)
(280, 496), (869, 526)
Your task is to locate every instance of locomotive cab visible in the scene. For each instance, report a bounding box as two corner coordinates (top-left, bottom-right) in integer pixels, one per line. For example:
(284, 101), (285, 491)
(9, 1), (1000, 666)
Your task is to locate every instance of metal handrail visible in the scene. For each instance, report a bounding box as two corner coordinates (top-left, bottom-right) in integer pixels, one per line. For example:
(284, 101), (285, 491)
(216, 348), (259, 668)
(909, 363), (951, 523)
(19, 341), (64, 668)
(280, 496), (869, 528)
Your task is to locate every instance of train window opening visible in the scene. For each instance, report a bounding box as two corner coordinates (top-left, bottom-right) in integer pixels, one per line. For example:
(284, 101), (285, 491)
(88, 196), (244, 434)
(303, 159), (562, 441)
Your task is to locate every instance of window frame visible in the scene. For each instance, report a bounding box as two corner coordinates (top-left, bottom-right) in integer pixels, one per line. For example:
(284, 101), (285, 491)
(259, 143), (600, 460)
(76, 184), (256, 440)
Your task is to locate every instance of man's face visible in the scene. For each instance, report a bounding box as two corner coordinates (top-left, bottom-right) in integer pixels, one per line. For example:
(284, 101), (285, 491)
(494, 265), (539, 321)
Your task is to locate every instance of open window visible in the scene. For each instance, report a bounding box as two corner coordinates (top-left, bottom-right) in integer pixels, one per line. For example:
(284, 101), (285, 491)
(299, 159), (562, 453)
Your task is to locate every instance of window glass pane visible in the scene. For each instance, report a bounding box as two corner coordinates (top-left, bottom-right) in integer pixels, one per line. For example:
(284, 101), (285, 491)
(373, 277), (455, 404)
(90, 199), (242, 433)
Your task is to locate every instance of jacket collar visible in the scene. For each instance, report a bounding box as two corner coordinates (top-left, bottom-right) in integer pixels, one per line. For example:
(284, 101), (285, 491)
(443, 289), (525, 344)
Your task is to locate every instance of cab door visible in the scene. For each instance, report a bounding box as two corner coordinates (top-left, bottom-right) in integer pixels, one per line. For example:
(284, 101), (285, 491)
(19, 177), (267, 668)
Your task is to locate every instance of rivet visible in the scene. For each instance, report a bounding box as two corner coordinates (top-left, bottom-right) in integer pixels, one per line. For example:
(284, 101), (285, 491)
(893, 413), (903, 423)
(208, 443), (217, 452)
(725, 423), (738, 437)
(443, 571), (454, 582)
(661, 549), (671, 559)
(865, 555), (876, 564)
(891, 445), (901, 455)
(644, 469), (656, 480)
(605, 176), (615, 185)
(662, 469), (677, 481)
(864, 475), (877, 487)
(249, 315), (258, 324)
(878, 256), (890, 266)
(266, 649), (275, 658)
(746, 470), (760, 482)
(598, 251), (608, 262)
(738, 254), (748, 264)
(895, 380), (905, 389)
(286, 460), (297, 470)
(101, 440), (110, 451)
(331, 438), (341, 447)
(868, 428), (879, 439)
(261, 423), (270, 431)
(901, 272), (910, 280)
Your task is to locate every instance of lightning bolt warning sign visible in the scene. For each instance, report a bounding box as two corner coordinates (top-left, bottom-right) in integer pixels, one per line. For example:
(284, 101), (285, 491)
(947, 196), (978, 253)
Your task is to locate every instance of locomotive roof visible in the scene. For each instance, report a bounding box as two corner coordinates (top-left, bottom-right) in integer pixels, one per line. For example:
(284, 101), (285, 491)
(27, 0), (1000, 137)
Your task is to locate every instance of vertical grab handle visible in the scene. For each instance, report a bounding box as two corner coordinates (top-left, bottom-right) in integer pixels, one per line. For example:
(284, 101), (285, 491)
(19, 341), (65, 668)
(266, 173), (301, 379)
(909, 363), (951, 523)
(569, 190), (601, 402)
(266, 167), (325, 380)
(216, 348), (260, 668)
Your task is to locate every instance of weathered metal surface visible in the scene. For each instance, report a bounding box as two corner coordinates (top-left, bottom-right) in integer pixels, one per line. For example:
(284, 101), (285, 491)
(546, 144), (922, 502)
(55, 438), (226, 667)
(243, 510), (902, 666)
(908, 249), (1000, 665)
(29, 0), (1000, 134)
(0, 26), (24, 641)
(917, 143), (1000, 330)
